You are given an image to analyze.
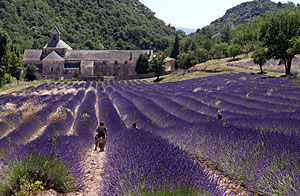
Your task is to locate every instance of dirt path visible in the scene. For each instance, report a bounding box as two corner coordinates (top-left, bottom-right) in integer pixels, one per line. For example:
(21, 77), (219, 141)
(37, 149), (106, 196)
(66, 149), (106, 196)
(190, 155), (258, 196)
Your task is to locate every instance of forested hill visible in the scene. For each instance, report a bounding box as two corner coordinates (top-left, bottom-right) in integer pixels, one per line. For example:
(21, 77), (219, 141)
(206, 0), (296, 34)
(0, 0), (179, 51)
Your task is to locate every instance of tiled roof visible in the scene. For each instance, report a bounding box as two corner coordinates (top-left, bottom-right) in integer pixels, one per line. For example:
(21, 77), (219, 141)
(65, 50), (150, 61)
(23, 49), (42, 61)
(51, 26), (60, 35)
(42, 51), (65, 61)
(44, 40), (72, 50)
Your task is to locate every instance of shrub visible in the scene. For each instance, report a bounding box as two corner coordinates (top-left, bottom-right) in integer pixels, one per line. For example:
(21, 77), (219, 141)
(24, 64), (39, 81)
(0, 136), (85, 196)
(95, 72), (103, 77)
(72, 71), (79, 78)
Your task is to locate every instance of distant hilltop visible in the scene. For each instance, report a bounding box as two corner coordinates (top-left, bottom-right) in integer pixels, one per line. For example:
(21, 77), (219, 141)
(175, 27), (197, 35)
(208, 0), (296, 34)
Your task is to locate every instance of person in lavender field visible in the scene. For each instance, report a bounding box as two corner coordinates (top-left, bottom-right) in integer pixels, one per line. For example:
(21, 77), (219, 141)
(94, 121), (108, 152)
(216, 112), (223, 120)
(132, 122), (139, 130)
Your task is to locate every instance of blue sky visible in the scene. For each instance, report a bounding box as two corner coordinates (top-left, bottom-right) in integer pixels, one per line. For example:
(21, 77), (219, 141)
(139, 0), (300, 29)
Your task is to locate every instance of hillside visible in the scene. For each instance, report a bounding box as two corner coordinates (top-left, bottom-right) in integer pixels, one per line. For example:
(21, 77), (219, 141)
(207, 0), (295, 34)
(0, 0), (178, 51)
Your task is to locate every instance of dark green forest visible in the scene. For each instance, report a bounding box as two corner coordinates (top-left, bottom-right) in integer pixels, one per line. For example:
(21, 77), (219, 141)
(0, 0), (181, 51)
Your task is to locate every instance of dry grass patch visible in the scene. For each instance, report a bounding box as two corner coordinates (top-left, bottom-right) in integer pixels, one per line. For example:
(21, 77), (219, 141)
(4, 103), (18, 115)
(49, 107), (70, 123)
(21, 103), (45, 122)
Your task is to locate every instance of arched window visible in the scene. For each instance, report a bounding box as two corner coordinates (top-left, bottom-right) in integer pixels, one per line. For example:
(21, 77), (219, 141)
(125, 61), (128, 64)
(115, 61), (118, 65)
(51, 67), (53, 72)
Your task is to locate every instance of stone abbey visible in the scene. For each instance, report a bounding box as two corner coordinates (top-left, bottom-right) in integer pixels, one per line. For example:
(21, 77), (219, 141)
(23, 27), (153, 76)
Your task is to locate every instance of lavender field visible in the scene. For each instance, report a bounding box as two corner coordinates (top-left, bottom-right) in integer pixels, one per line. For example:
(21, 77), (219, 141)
(0, 72), (300, 195)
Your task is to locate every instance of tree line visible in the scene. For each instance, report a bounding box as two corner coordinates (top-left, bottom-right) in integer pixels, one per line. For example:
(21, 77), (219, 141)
(164, 6), (300, 76)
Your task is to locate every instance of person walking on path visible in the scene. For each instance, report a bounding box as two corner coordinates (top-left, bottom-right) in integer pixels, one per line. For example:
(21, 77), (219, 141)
(94, 121), (108, 152)
(132, 122), (139, 130)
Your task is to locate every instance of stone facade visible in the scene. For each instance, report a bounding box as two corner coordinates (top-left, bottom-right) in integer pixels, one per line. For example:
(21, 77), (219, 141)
(23, 27), (153, 76)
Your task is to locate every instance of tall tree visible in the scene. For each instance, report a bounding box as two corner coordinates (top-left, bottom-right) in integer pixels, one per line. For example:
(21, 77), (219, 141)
(170, 34), (180, 69)
(261, 8), (300, 75)
(0, 30), (9, 87)
(135, 54), (150, 74)
(252, 48), (267, 73)
(149, 54), (166, 82)
(8, 52), (23, 80)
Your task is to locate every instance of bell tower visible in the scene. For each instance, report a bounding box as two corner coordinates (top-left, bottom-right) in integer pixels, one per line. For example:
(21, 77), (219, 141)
(50, 26), (61, 41)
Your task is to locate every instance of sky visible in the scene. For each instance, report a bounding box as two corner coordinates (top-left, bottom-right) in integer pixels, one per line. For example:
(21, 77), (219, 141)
(139, 0), (300, 29)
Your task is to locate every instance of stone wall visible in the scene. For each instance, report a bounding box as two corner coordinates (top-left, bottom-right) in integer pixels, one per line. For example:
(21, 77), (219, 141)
(42, 61), (65, 74)
(94, 60), (137, 76)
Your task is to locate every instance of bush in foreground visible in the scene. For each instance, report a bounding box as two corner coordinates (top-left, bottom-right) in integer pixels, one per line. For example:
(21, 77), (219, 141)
(0, 135), (85, 196)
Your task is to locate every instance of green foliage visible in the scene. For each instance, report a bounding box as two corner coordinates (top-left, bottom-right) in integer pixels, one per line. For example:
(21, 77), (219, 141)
(170, 34), (180, 60)
(0, 0), (178, 51)
(7, 51), (23, 80)
(135, 54), (150, 74)
(261, 7), (300, 75)
(227, 44), (243, 59)
(95, 72), (103, 77)
(24, 64), (39, 81)
(252, 48), (267, 73)
(0, 29), (23, 88)
(175, 1), (296, 70)
(72, 70), (80, 78)
(149, 54), (166, 81)
(0, 153), (78, 195)
(287, 36), (300, 56)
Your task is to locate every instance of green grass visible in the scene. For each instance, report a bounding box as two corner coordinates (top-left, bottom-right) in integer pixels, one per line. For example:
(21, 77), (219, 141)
(0, 79), (49, 95)
(142, 54), (283, 83)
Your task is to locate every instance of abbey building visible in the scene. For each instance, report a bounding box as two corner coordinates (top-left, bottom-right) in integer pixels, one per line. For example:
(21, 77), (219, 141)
(23, 27), (153, 76)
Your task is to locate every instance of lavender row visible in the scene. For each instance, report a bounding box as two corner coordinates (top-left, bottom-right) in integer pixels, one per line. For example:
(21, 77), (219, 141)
(72, 89), (97, 148)
(0, 93), (73, 149)
(117, 84), (213, 124)
(97, 90), (227, 195)
(40, 89), (86, 138)
(152, 122), (300, 195)
(0, 94), (56, 138)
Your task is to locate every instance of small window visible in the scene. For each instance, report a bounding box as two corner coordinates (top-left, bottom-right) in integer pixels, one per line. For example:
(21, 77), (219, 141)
(53, 36), (56, 41)
(115, 61), (117, 65)
(125, 61), (128, 64)
(51, 67), (54, 72)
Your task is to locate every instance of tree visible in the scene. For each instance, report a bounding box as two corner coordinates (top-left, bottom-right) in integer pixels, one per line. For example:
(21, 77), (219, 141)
(0, 30), (10, 87)
(287, 36), (300, 57)
(149, 54), (166, 82)
(170, 34), (180, 69)
(24, 64), (39, 81)
(261, 8), (300, 75)
(135, 54), (149, 74)
(177, 51), (198, 69)
(221, 25), (231, 43)
(227, 44), (243, 59)
(252, 48), (267, 73)
(8, 51), (23, 80)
